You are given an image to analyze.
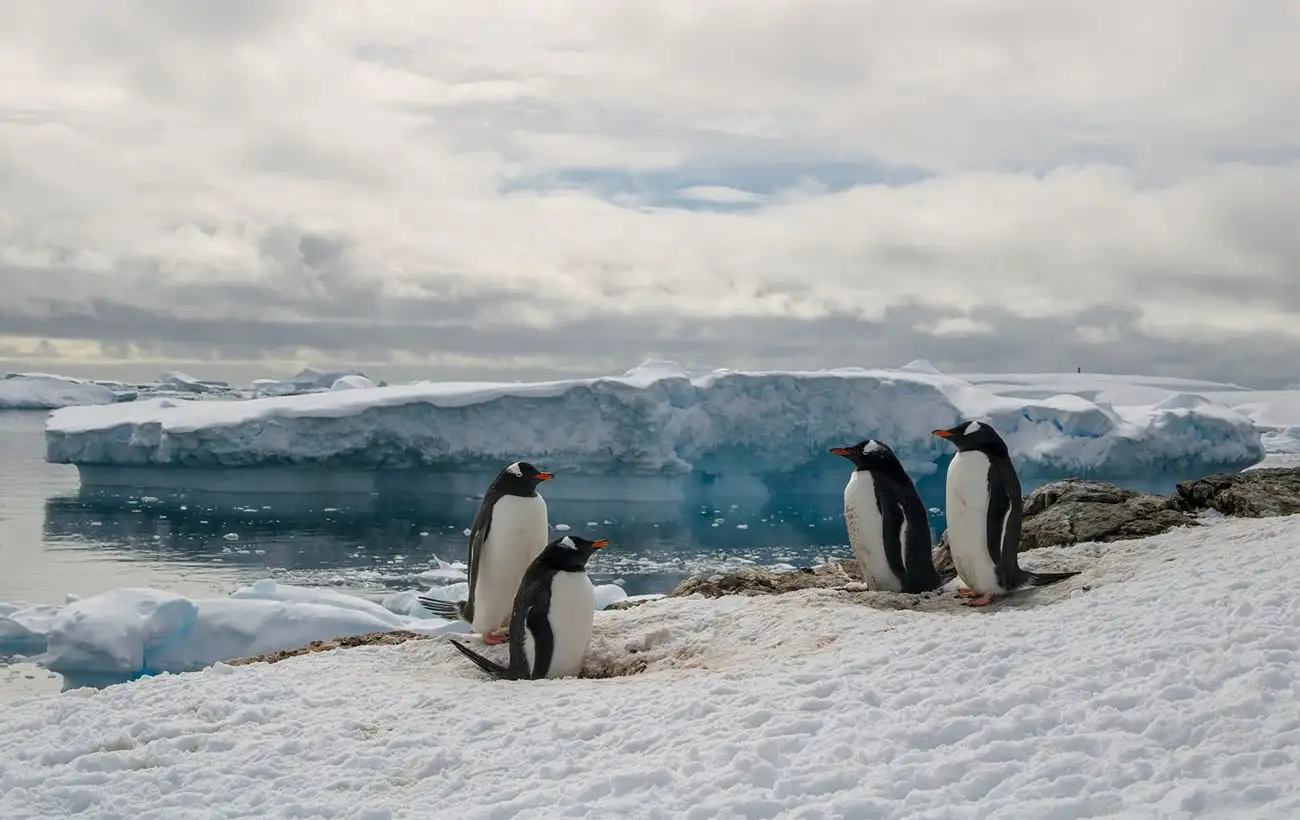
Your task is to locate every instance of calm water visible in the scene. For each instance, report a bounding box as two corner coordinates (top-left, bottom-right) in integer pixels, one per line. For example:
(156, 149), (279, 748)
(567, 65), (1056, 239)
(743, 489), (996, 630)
(0, 408), (1217, 703)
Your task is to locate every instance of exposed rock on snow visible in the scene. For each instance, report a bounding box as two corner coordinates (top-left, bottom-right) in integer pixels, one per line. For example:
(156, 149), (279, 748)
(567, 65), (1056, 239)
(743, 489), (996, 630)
(227, 631), (430, 666)
(670, 473), (1300, 598)
(1175, 466), (1300, 517)
(1019, 479), (1199, 550)
(668, 561), (864, 598)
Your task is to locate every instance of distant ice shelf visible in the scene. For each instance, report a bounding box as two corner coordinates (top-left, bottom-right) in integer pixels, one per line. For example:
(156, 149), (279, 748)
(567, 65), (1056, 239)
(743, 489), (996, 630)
(43, 361), (1268, 501)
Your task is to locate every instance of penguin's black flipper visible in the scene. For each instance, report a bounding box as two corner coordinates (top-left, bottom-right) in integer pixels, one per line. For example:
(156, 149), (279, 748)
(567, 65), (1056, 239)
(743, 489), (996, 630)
(1025, 570), (1080, 587)
(418, 597), (465, 620)
(449, 639), (513, 680)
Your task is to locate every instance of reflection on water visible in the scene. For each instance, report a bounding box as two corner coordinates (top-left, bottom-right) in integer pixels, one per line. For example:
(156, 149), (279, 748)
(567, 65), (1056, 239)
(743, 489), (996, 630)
(42, 484), (946, 598)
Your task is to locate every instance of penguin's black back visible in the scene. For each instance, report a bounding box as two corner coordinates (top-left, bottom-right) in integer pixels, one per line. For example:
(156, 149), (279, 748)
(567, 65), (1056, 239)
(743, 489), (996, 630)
(872, 472), (944, 593)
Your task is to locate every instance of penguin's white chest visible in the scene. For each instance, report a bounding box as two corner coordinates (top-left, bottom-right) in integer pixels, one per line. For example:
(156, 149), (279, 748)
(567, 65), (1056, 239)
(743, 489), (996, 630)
(843, 472), (904, 592)
(525, 570), (596, 679)
(472, 494), (549, 632)
(944, 451), (1004, 594)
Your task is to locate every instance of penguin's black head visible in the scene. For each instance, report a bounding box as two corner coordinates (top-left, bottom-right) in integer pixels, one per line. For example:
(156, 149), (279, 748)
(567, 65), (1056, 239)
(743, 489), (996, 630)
(931, 420), (1007, 454)
(829, 439), (902, 472)
(541, 535), (611, 570)
(496, 460), (555, 495)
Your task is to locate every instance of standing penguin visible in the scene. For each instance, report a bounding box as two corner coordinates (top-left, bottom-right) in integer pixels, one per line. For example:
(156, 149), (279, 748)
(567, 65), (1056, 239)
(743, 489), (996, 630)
(449, 535), (610, 680)
(829, 439), (954, 593)
(418, 461), (553, 644)
(932, 421), (1079, 606)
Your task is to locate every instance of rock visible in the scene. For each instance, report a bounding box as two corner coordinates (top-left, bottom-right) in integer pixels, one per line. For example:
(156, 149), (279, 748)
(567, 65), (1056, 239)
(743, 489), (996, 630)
(1019, 479), (1199, 550)
(227, 630), (430, 666)
(667, 562), (862, 598)
(604, 598), (655, 611)
(1175, 467), (1300, 517)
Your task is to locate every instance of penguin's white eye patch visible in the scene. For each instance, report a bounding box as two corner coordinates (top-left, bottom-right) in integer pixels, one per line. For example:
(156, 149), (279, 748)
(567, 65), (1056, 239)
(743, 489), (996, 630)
(862, 441), (882, 453)
(558, 536), (576, 549)
(506, 462), (523, 477)
(964, 422), (982, 435)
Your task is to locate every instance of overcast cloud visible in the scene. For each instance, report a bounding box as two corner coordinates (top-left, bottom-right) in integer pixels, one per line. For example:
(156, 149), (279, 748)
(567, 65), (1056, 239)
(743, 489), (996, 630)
(1, 1), (1298, 386)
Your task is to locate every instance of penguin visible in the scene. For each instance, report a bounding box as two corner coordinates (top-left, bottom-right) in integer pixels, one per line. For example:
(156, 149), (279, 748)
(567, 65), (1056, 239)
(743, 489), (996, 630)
(932, 420), (1079, 606)
(449, 535), (610, 680)
(418, 461), (553, 644)
(829, 439), (954, 593)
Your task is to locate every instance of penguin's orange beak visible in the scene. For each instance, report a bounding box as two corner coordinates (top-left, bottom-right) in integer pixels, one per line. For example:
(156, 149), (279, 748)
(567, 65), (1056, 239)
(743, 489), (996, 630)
(535, 472), (554, 481)
(931, 429), (952, 439)
(590, 539), (610, 549)
(829, 447), (853, 456)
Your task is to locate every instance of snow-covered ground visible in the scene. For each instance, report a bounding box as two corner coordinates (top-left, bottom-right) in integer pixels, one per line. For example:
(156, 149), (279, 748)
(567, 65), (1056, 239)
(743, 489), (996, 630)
(43, 361), (1267, 500)
(1, 514), (1297, 818)
(0, 374), (122, 410)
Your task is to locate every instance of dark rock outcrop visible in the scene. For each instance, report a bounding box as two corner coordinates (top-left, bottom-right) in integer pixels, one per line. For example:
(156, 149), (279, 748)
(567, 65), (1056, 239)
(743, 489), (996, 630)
(669, 469), (1300, 600)
(1175, 467), (1300, 518)
(1019, 479), (1199, 550)
(668, 561), (863, 598)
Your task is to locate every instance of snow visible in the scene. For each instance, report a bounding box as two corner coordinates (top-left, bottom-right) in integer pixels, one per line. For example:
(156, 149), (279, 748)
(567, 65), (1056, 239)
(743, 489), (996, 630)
(2, 515), (1299, 818)
(251, 366), (374, 397)
(0, 578), (633, 681)
(43, 362), (1267, 500)
(155, 371), (229, 394)
(331, 374), (377, 390)
(0, 373), (119, 410)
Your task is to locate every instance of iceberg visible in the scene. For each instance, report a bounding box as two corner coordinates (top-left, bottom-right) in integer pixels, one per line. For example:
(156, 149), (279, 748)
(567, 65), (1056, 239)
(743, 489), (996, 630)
(43, 362), (1265, 501)
(0, 373), (120, 410)
(251, 366), (374, 397)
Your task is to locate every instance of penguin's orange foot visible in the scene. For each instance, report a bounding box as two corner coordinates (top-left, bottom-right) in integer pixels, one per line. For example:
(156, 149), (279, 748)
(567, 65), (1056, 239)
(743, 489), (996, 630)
(955, 587), (980, 598)
(483, 630), (509, 645)
(963, 594), (995, 607)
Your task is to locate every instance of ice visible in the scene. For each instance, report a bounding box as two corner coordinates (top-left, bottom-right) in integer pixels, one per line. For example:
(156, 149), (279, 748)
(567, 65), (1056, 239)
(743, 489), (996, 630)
(0, 373), (119, 410)
(3, 515), (1299, 817)
(228, 579), (409, 629)
(0, 602), (61, 653)
(2, 578), (639, 678)
(3, 584), (467, 682)
(250, 366), (374, 397)
(330, 374), (377, 390)
(43, 362), (1268, 501)
(155, 371), (228, 395)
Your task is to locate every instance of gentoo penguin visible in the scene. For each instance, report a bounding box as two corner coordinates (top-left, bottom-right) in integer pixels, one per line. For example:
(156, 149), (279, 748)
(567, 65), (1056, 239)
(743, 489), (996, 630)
(829, 439), (954, 593)
(932, 421), (1079, 606)
(418, 461), (553, 644)
(449, 535), (610, 680)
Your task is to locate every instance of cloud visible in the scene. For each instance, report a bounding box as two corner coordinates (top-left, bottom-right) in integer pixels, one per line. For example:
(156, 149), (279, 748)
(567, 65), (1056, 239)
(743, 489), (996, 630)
(1, 1), (1298, 386)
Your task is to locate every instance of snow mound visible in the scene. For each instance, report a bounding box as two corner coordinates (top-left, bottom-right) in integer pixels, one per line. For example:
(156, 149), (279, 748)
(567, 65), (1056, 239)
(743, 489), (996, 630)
(251, 366), (373, 397)
(17, 585), (465, 680)
(43, 362), (1266, 498)
(330, 375), (376, 391)
(2, 516), (1298, 817)
(1, 579), (636, 679)
(0, 374), (119, 410)
(154, 371), (229, 394)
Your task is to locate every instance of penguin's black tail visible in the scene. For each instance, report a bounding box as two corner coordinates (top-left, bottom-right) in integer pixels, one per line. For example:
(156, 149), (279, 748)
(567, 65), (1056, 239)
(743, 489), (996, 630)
(418, 596), (465, 620)
(449, 639), (510, 680)
(1025, 570), (1081, 587)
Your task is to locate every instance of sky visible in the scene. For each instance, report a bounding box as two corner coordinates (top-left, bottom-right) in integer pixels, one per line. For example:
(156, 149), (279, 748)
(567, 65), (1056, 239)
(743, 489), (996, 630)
(1, 1), (1298, 387)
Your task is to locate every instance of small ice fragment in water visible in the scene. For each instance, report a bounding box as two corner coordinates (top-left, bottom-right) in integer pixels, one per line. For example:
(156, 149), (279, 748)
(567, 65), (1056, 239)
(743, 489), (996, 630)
(554, 524), (571, 531)
(463, 528), (472, 536)
(419, 531), (429, 537)
(736, 524), (749, 529)
(223, 533), (239, 541)
(140, 496), (159, 503)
